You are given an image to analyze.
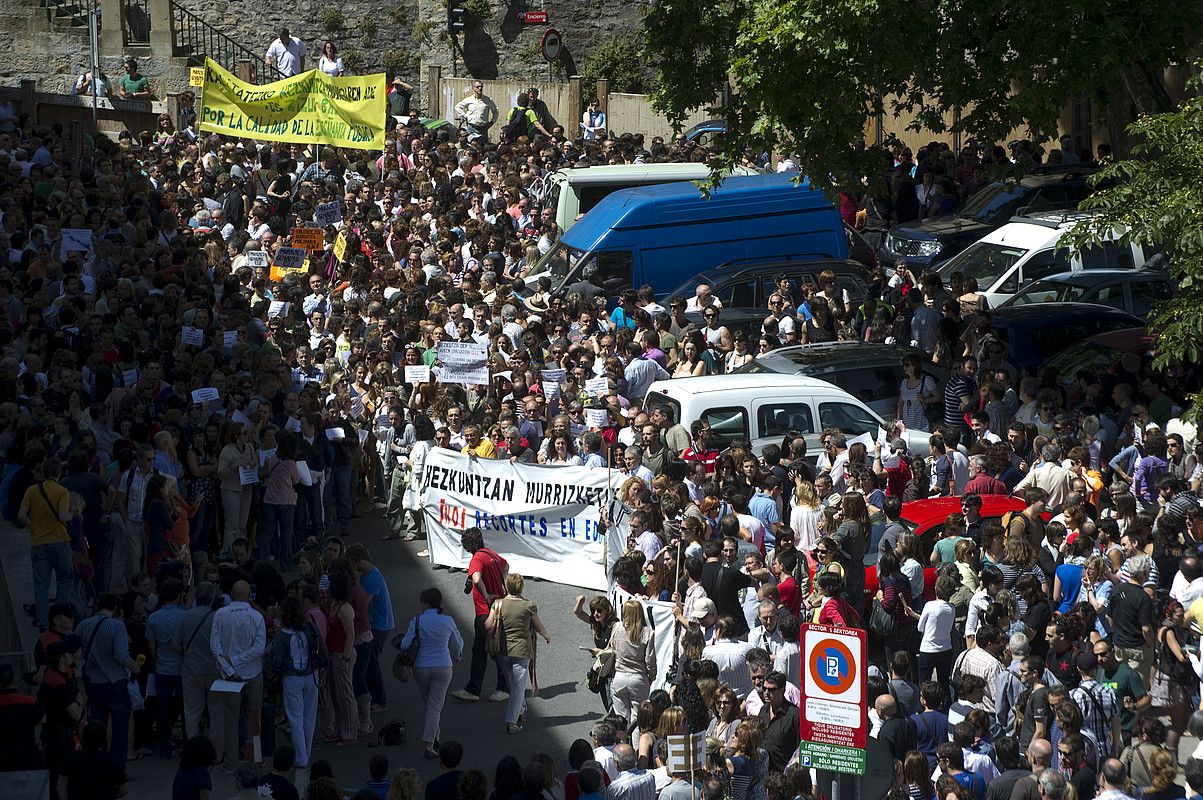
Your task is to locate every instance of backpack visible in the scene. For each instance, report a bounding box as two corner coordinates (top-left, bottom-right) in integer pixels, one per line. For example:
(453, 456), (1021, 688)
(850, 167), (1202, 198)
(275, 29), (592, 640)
(502, 107), (533, 142)
(271, 622), (328, 676)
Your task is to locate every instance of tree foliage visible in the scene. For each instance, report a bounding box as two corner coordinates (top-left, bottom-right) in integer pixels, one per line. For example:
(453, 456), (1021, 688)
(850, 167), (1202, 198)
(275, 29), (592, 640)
(1061, 64), (1203, 417)
(643, 0), (1202, 195)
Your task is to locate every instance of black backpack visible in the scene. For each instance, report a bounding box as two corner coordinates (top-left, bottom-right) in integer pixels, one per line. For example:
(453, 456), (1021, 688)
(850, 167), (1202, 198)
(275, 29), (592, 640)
(271, 622), (329, 676)
(502, 107), (533, 142)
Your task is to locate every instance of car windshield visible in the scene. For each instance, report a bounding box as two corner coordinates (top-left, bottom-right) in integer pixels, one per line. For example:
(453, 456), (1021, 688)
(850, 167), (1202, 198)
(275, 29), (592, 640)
(940, 241), (1029, 289)
(1042, 339), (1125, 380)
(1004, 279), (1089, 306)
(956, 182), (1031, 223)
(541, 239), (591, 283)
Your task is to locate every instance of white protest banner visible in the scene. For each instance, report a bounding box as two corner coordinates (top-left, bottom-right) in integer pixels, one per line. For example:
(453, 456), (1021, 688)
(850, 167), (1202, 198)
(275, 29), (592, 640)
(239, 467), (260, 485)
(268, 301), (291, 318)
(585, 376), (610, 396)
(60, 228), (93, 261)
(436, 341), (489, 385)
(421, 448), (616, 590)
(315, 200), (343, 227)
(191, 387), (220, 404)
(404, 365), (430, 384)
(180, 326), (204, 347)
(609, 584), (679, 691)
(244, 250), (269, 268)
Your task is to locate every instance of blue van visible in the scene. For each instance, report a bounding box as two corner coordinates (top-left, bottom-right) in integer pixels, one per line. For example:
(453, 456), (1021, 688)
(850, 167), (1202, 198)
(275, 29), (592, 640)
(535, 173), (848, 296)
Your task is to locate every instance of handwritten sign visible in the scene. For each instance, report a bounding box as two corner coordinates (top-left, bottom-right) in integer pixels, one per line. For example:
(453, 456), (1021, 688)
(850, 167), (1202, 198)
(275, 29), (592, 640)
(273, 247), (308, 271)
(585, 408), (609, 429)
(333, 230), (348, 262)
(541, 368), (566, 385)
(222, 330), (238, 347)
(291, 227), (325, 251)
(180, 326), (204, 347)
(268, 301), (291, 318)
(436, 341), (489, 385)
(404, 365), (430, 384)
(244, 250), (269, 268)
(315, 200), (342, 227)
(189, 67), (205, 87)
(191, 387), (219, 404)
(239, 467), (260, 485)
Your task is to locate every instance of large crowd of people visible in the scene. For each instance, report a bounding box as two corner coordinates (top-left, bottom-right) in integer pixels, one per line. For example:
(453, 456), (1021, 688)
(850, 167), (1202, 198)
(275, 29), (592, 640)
(0, 68), (1200, 800)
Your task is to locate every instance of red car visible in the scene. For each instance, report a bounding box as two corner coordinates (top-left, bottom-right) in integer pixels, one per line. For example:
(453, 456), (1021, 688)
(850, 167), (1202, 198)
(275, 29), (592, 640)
(860, 495), (1028, 604)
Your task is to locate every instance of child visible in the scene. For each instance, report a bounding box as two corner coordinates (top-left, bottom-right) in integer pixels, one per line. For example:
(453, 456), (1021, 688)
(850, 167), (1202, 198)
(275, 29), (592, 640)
(365, 753), (390, 799)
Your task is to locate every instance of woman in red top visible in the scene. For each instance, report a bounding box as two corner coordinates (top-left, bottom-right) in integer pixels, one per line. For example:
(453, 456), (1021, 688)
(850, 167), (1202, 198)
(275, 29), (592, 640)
(814, 571), (862, 628)
(324, 571), (358, 747)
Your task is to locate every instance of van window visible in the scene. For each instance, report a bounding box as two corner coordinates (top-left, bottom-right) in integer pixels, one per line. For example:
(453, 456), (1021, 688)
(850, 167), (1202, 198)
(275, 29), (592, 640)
(1086, 282), (1126, 310)
(596, 250), (634, 293)
(700, 407), (749, 449)
(578, 185), (624, 216)
(818, 401), (877, 437)
(1024, 249), (1072, 282)
(546, 182), (562, 217)
(1078, 241), (1134, 270)
(643, 392), (682, 426)
(757, 403), (815, 438)
(715, 278), (757, 308)
(826, 367), (899, 405)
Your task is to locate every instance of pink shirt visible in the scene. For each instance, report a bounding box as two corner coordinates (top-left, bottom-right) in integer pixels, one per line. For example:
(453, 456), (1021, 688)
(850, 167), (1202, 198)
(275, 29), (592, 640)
(263, 457), (299, 505)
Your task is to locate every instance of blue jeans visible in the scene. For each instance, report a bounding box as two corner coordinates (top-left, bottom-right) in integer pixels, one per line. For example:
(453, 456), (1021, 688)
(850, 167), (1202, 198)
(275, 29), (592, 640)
(155, 673), (183, 757)
(331, 465), (353, 527)
(258, 503), (296, 570)
(31, 541), (74, 629)
(90, 522), (114, 597)
(366, 630), (388, 707)
(190, 500), (216, 555)
(86, 679), (131, 761)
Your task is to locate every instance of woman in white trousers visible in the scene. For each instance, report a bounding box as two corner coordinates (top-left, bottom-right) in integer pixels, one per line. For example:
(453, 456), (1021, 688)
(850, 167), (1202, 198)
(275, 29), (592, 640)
(398, 587), (464, 758)
(275, 597), (319, 768)
(608, 600), (657, 724)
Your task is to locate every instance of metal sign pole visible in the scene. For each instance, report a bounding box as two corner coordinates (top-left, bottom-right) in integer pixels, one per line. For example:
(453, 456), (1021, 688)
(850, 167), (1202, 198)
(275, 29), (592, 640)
(89, 0), (100, 129)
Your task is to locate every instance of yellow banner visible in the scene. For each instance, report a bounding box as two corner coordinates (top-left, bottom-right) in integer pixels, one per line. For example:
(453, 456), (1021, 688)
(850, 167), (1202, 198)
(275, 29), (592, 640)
(197, 58), (386, 150)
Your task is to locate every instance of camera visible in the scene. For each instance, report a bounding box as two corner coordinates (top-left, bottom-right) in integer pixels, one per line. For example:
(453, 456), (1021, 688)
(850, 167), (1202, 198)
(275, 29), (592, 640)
(464, 577), (473, 594)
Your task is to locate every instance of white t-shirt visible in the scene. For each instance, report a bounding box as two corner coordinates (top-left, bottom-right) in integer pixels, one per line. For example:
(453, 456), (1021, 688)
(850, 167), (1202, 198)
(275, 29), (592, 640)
(266, 37), (307, 76)
(917, 599), (954, 653)
(318, 55), (344, 77)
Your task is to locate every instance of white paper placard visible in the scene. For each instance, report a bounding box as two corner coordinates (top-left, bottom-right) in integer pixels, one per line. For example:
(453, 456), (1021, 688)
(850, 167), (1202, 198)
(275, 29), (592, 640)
(180, 326), (204, 347)
(223, 330), (239, 347)
(326, 427), (346, 440)
(244, 250), (269, 268)
(436, 341), (489, 385)
(239, 466), (259, 485)
(295, 460), (314, 487)
(358, 429), (369, 445)
(59, 228), (93, 260)
(570, 423), (587, 439)
(231, 410), (251, 426)
(210, 679), (246, 694)
(585, 377), (610, 396)
(585, 408), (609, 429)
(122, 368), (138, 386)
(268, 301), (290, 318)
(191, 387), (219, 404)
(404, 365), (430, 384)
(285, 416), (302, 433)
(541, 367), (566, 385)
(543, 382), (560, 399)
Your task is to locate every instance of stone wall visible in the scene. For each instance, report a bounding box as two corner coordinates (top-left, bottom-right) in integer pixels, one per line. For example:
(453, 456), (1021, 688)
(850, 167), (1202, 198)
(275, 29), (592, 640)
(0, 0), (91, 94)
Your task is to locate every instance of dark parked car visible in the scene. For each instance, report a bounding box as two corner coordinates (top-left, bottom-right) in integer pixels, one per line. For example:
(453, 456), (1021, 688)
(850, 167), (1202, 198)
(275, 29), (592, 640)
(683, 119), (725, 146)
(664, 258), (872, 337)
(732, 341), (947, 423)
(987, 302), (1144, 371)
(880, 166), (1100, 270)
(998, 268), (1173, 321)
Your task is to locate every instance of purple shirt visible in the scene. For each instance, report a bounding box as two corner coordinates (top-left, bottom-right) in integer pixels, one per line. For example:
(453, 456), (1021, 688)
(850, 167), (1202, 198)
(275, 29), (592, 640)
(635, 529), (663, 563)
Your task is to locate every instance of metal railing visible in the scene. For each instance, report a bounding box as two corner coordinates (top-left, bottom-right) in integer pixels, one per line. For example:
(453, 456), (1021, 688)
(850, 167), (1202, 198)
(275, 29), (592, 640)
(122, 0), (151, 45)
(170, 1), (286, 83)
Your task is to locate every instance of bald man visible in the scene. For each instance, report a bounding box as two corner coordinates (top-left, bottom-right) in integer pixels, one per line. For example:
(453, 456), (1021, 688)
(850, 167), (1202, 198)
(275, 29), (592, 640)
(876, 694), (918, 762)
(1010, 739), (1054, 800)
(209, 580), (266, 768)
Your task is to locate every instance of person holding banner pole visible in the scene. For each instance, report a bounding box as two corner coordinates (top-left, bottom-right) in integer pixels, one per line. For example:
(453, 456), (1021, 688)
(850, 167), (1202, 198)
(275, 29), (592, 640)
(451, 528), (510, 703)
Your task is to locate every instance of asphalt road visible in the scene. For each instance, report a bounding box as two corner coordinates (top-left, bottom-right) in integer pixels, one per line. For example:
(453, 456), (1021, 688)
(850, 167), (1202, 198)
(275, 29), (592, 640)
(123, 507), (608, 799)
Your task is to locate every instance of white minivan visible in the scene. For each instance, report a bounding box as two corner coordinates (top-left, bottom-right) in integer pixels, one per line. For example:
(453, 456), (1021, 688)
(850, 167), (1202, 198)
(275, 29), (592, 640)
(642, 374), (930, 460)
(935, 210), (1162, 307)
(545, 163), (756, 233)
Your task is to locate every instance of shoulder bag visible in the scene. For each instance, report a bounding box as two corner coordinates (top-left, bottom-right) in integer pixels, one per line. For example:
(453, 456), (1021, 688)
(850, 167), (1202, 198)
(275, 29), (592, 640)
(392, 615), (420, 683)
(486, 599), (506, 657)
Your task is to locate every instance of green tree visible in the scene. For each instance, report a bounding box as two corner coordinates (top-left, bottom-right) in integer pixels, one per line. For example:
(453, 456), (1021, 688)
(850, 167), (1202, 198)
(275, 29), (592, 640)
(643, 0), (1202, 193)
(1061, 65), (1203, 415)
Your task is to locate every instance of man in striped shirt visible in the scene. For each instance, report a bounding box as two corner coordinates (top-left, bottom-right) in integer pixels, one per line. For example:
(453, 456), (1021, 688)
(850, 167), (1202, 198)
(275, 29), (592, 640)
(78, 594), (140, 762)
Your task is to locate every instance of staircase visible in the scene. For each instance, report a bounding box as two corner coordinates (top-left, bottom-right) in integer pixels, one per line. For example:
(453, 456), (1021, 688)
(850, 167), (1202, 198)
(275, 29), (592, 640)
(169, 0), (284, 83)
(39, 0), (89, 33)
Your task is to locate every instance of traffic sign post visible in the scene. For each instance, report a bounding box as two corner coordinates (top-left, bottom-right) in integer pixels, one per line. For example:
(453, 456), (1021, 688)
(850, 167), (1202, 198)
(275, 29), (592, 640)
(798, 623), (867, 776)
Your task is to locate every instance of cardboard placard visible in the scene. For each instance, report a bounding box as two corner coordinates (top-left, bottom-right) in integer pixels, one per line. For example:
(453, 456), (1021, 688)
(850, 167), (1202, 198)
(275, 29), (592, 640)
(404, 365), (431, 384)
(290, 227), (325, 251)
(315, 200), (343, 227)
(666, 733), (706, 775)
(333, 230), (348, 262)
(188, 67), (205, 87)
(272, 247), (308, 271)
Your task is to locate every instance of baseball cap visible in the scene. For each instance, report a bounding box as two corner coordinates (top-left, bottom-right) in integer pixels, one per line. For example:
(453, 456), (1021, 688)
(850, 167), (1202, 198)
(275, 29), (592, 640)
(690, 598), (717, 623)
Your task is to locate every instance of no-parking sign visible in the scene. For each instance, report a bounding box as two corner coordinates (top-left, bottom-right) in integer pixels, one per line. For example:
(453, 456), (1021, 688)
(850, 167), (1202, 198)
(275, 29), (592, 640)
(799, 623), (867, 775)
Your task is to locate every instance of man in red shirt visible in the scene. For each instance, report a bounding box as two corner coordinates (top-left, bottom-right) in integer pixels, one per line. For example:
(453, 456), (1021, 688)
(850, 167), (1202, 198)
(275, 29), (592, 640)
(682, 420), (720, 475)
(964, 455), (1007, 495)
(451, 528), (510, 703)
(873, 439), (913, 497)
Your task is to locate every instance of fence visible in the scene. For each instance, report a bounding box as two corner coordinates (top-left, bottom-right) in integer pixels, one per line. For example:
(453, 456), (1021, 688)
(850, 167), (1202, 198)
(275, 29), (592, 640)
(0, 81), (171, 139)
(432, 72), (715, 142)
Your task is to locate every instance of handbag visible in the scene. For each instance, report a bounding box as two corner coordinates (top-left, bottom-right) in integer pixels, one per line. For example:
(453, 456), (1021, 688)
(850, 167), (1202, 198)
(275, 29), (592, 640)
(1158, 625), (1196, 685)
(392, 616), (421, 683)
(486, 600), (506, 657)
(869, 599), (896, 637)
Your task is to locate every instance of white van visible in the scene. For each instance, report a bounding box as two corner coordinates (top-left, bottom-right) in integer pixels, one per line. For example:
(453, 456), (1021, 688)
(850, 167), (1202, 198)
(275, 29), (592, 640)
(642, 374), (930, 460)
(545, 163), (756, 233)
(935, 210), (1161, 307)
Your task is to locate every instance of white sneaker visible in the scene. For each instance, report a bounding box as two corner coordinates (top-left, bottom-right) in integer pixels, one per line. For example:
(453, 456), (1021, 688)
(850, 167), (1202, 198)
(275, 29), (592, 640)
(450, 689), (480, 701)
(488, 690), (510, 702)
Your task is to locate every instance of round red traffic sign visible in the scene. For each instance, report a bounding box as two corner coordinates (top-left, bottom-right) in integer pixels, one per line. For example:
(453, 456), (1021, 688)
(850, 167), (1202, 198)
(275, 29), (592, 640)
(540, 28), (562, 62)
(807, 637), (857, 694)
